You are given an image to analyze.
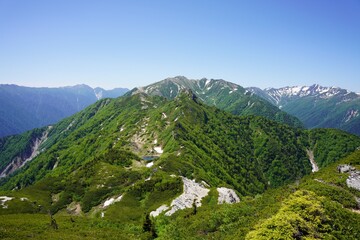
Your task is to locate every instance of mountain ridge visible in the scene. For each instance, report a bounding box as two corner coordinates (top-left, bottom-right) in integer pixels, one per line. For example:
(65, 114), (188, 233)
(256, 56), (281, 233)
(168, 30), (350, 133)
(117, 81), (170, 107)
(129, 76), (303, 128)
(248, 84), (360, 135)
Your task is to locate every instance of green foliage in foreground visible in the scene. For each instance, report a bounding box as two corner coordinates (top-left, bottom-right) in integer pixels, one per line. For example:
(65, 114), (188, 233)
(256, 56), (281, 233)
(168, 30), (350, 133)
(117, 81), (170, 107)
(0, 214), (149, 240)
(245, 190), (331, 239)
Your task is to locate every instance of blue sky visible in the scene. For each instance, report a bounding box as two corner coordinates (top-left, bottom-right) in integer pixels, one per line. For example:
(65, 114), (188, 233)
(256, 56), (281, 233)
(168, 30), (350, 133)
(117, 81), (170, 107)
(0, 0), (359, 91)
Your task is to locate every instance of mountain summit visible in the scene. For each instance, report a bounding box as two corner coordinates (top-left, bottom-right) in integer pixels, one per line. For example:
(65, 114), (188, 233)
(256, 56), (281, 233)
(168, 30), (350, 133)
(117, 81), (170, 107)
(130, 76), (303, 128)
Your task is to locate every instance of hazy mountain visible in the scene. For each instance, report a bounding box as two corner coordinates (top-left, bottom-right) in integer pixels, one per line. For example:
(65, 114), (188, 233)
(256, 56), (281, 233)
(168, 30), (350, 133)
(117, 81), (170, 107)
(0, 90), (359, 239)
(248, 84), (360, 136)
(0, 84), (128, 137)
(129, 76), (303, 128)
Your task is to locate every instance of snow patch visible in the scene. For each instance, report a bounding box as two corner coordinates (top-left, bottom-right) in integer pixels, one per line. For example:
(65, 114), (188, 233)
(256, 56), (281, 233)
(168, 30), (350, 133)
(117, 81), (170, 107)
(103, 195), (123, 208)
(154, 146), (163, 154)
(146, 162), (154, 168)
(217, 187), (240, 204)
(0, 196), (13, 209)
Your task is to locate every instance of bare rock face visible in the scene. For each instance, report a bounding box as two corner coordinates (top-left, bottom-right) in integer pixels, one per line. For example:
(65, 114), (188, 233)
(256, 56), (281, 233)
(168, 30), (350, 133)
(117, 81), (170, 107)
(346, 171), (360, 191)
(150, 177), (241, 217)
(338, 164), (355, 173)
(165, 177), (210, 216)
(150, 177), (210, 217)
(0, 126), (52, 178)
(338, 164), (360, 191)
(150, 205), (169, 218)
(217, 187), (240, 204)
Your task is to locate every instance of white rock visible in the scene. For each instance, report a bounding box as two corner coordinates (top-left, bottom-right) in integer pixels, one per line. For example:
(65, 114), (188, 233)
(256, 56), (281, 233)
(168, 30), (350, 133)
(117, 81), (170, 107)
(338, 164), (355, 173)
(150, 205), (169, 217)
(165, 177), (209, 216)
(217, 187), (240, 204)
(346, 171), (360, 191)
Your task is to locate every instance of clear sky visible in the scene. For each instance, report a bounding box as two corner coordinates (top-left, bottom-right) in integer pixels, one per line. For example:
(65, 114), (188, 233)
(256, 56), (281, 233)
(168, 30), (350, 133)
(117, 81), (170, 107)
(0, 0), (359, 91)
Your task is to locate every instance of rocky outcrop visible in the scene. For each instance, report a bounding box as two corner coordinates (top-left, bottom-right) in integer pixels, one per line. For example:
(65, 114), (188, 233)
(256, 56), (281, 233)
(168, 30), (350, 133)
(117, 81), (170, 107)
(150, 205), (169, 217)
(338, 164), (360, 191)
(347, 171), (360, 191)
(217, 187), (240, 204)
(165, 177), (210, 216)
(150, 177), (241, 217)
(338, 164), (355, 173)
(150, 177), (210, 217)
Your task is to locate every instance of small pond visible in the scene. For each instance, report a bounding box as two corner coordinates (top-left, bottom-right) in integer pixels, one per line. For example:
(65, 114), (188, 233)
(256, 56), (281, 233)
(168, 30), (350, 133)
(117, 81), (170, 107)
(142, 156), (159, 161)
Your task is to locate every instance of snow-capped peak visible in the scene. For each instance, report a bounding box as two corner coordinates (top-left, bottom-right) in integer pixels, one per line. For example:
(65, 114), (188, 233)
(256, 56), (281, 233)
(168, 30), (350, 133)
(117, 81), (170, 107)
(266, 84), (345, 99)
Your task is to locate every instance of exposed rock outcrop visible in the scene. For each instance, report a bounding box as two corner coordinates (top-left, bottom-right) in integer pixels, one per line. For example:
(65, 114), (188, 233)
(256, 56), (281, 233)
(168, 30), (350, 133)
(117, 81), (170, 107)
(150, 205), (169, 217)
(165, 177), (209, 216)
(338, 164), (360, 191)
(217, 187), (240, 204)
(337, 164), (355, 173)
(346, 171), (360, 191)
(150, 177), (210, 217)
(150, 177), (241, 217)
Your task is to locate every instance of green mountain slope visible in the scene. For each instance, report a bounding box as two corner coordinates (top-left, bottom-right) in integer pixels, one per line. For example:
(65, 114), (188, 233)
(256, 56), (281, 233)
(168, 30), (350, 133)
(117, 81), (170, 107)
(130, 76), (303, 128)
(0, 91), (359, 239)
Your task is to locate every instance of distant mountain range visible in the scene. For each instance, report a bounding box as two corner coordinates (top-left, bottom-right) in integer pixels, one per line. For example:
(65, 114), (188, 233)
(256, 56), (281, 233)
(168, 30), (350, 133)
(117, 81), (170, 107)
(1, 78), (360, 138)
(0, 84), (128, 137)
(248, 84), (360, 135)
